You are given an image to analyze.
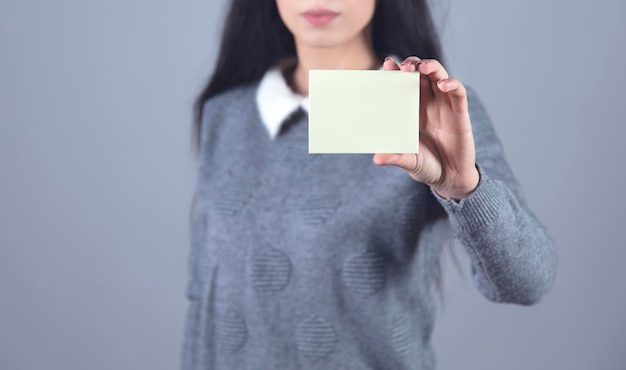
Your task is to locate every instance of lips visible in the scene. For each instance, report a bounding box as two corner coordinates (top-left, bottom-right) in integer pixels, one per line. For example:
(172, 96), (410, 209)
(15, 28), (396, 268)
(301, 8), (339, 26)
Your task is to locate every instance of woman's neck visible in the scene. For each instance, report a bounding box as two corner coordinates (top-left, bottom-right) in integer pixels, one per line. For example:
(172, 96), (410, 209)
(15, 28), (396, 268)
(289, 36), (379, 96)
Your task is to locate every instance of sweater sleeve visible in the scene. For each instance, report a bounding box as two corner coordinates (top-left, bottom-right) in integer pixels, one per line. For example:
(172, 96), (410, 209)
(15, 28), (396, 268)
(433, 87), (557, 305)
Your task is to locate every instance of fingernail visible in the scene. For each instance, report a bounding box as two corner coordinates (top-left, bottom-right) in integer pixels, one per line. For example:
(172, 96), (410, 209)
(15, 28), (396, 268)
(384, 57), (392, 63)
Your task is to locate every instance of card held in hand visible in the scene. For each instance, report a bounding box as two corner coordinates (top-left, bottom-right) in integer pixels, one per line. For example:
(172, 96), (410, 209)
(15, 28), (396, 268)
(308, 70), (420, 154)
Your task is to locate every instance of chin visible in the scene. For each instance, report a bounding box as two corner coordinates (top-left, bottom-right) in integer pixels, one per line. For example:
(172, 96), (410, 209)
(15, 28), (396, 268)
(297, 32), (349, 49)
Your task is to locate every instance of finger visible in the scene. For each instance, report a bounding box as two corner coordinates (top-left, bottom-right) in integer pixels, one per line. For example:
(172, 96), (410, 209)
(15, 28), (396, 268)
(436, 78), (468, 114)
(399, 56), (421, 72)
(421, 72), (434, 100)
(396, 56), (434, 103)
(383, 56), (400, 71)
(417, 59), (449, 85)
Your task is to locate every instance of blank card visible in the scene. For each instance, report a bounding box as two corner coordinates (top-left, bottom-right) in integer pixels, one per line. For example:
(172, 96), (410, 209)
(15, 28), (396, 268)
(308, 70), (420, 154)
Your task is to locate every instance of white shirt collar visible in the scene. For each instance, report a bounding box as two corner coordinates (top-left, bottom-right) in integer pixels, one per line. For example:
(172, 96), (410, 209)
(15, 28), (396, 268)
(256, 65), (309, 139)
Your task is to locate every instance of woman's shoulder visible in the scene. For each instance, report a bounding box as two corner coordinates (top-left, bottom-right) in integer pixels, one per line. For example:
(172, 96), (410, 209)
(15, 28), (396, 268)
(196, 82), (262, 152)
(464, 84), (482, 107)
(200, 82), (260, 118)
(464, 85), (492, 129)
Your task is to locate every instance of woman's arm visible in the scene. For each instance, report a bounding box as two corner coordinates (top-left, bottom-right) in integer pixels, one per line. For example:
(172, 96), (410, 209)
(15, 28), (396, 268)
(374, 56), (556, 305)
(435, 87), (557, 305)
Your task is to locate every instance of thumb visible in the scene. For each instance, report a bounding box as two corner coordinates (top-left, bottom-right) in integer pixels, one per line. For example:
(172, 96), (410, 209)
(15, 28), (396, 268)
(372, 153), (420, 175)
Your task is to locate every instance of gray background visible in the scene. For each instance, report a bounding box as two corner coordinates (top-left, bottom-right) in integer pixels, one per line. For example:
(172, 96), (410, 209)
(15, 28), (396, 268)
(1, 0), (624, 369)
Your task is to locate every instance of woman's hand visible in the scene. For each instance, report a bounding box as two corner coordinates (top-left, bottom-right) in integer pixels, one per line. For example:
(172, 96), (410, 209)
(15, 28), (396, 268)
(373, 56), (480, 201)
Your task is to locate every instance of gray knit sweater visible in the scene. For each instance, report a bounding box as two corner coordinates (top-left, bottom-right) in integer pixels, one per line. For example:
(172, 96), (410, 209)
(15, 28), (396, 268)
(182, 83), (557, 370)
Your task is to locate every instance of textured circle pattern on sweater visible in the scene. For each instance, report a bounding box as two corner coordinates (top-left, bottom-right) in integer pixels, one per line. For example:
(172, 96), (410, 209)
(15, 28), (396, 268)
(249, 247), (292, 293)
(216, 311), (247, 351)
(295, 316), (338, 360)
(342, 249), (386, 296)
(297, 195), (342, 226)
(214, 187), (253, 217)
(392, 314), (416, 357)
(403, 192), (429, 232)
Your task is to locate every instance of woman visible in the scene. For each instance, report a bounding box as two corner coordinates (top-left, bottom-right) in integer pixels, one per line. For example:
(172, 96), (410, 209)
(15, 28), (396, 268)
(183, 0), (557, 369)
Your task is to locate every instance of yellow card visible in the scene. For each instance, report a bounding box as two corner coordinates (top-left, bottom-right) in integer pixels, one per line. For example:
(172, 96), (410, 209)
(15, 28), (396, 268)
(308, 70), (420, 154)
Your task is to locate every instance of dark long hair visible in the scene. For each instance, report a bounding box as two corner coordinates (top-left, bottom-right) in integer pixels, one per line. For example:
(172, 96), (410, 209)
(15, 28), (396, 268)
(192, 0), (444, 153)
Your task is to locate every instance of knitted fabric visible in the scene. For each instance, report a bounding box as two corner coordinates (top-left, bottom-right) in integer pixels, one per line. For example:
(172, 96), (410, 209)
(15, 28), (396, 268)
(182, 83), (557, 370)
